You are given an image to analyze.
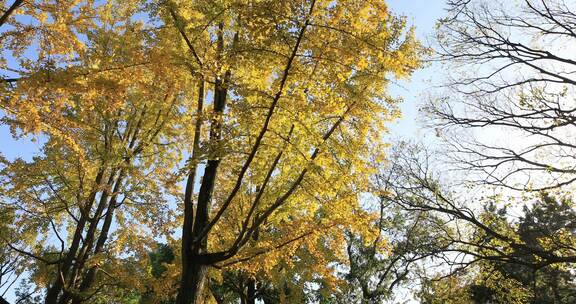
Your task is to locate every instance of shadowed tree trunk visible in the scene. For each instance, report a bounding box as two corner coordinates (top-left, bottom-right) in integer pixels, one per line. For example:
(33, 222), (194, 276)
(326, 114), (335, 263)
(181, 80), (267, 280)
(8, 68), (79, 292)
(246, 278), (256, 304)
(176, 78), (205, 304)
(176, 26), (229, 300)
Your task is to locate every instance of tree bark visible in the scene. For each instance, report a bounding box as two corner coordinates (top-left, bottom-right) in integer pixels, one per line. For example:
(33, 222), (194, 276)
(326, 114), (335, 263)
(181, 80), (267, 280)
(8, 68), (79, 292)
(176, 81), (226, 302)
(176, 21), (229, 304)
(178, 79), (204, 304)
(246, 278), (256, 304)
(177, 261), (209, 304)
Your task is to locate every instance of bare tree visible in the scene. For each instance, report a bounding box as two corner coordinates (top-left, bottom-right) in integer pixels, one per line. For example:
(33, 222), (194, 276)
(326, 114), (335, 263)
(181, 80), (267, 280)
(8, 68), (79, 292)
(382, 141), (576, 274)
(426, 0), (576, 190)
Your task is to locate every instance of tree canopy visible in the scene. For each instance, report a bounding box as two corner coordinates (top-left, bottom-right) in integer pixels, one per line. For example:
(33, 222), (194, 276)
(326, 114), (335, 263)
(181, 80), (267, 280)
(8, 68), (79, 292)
(1, 0), (575, 304)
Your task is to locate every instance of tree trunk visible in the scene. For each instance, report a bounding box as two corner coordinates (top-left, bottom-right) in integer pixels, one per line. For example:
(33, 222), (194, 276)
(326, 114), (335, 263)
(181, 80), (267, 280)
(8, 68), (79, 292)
(177, 262), (209, 304)
(68, 107), (147, 303)
(59, 170), (118, 304)
(176, 157), (219, 304)
(176, 80), (227, 303)
(45, 167), (106, 304)
(70, 170), (126, 304)
(178, 80), (227, 302)
(247, 278), (256, 304)
(176, 22), (229, 304)
(178, 79), (204, 304)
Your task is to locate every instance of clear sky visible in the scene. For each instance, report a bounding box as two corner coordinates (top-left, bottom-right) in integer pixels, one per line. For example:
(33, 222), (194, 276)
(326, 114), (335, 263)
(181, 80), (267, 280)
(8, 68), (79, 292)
(0, 1), (448, 301)
(386, 0), (446, 140)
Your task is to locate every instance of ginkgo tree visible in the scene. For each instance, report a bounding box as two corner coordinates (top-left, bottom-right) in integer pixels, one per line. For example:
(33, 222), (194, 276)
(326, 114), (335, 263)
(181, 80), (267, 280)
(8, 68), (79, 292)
(0, 0), (424, 303)
(1, 1), (193, 303)
(160, 0), (423, 303)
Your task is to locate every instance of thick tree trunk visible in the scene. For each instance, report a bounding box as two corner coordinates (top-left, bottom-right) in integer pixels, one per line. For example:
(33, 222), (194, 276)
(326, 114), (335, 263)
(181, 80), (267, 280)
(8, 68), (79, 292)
(177, 261), (209, 304)
(176, 79), (206, 304)
(176, 21), (229, 304)
(176, 157), (219, 304)
(178, 80), (204, 304)
(177, 76), (228, 304)
(247, 278), (256, 304)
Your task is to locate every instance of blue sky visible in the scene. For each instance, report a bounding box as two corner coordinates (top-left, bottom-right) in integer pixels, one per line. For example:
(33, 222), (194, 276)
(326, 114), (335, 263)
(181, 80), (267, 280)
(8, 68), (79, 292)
(386, 0), (445, 139)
